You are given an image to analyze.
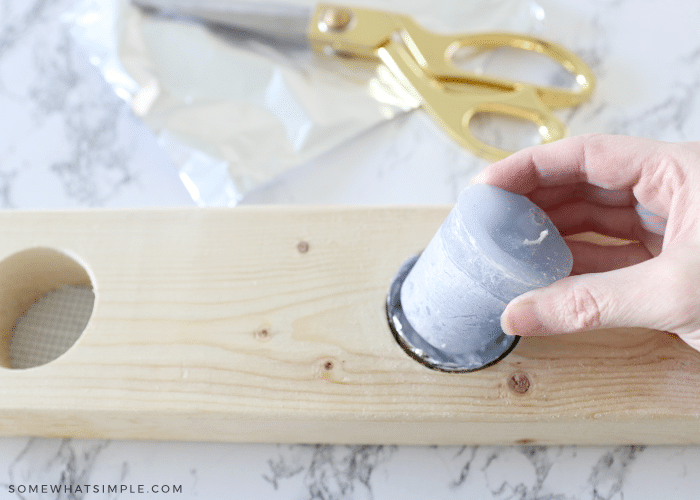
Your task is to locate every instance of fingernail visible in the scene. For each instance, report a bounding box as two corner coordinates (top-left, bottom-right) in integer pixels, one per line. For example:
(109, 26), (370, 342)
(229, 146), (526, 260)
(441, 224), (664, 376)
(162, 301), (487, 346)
(470, 172), (486, 185)
(501, 300), (546, 336)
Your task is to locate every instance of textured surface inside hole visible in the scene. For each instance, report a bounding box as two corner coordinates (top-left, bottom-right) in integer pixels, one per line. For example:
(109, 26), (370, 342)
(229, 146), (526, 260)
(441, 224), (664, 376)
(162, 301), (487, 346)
(10, 285), (95, 369)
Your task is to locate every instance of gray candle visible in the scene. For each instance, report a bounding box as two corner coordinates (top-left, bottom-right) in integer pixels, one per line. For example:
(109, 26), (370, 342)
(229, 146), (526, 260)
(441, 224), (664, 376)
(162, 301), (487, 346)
(389, 184), (572, 371)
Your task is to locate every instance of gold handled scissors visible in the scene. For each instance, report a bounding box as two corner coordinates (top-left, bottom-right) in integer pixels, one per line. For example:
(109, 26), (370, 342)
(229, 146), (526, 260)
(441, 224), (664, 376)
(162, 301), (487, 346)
(134, 0), (595, 161)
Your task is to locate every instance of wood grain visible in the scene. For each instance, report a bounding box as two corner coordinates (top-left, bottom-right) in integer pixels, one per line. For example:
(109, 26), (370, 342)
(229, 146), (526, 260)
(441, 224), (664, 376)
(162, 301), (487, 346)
(0, 206), (697, 445)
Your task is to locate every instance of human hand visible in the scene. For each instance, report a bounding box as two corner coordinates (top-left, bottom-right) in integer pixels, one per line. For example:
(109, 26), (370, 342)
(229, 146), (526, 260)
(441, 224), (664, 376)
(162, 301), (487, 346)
(472, 134), (700, 351)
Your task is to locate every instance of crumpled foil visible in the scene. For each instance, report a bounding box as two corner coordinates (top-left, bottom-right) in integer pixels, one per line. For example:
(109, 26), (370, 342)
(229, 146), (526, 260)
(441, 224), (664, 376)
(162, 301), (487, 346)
(65, 0), (546, 206)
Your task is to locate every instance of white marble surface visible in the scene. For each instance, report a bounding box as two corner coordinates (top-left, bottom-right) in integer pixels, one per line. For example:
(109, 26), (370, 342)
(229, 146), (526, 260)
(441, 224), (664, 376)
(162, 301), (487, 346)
(1, 0), (700, 498)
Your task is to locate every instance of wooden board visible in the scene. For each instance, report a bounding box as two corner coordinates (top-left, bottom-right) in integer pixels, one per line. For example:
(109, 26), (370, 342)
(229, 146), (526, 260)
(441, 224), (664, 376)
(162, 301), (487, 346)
(0, 206), (698, 445)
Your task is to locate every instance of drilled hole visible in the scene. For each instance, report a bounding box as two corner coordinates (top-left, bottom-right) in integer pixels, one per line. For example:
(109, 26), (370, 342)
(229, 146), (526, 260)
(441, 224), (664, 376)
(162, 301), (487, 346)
(0, 248), (95, 369)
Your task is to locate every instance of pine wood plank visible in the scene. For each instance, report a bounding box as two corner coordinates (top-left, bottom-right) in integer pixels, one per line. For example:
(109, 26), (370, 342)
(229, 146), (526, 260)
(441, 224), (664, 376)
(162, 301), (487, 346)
(0, 206), (697, 445)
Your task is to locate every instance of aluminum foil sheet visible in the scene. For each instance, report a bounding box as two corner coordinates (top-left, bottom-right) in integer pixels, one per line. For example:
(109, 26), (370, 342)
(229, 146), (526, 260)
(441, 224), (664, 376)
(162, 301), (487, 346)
(65, 0), (546, 206)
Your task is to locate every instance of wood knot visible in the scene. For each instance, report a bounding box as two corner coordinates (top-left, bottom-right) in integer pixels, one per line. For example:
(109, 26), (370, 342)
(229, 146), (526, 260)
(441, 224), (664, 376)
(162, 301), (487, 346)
(314, 358), (339, 380)
(508, 371), (531, 395)
(254, 327), (272, 341)
(297, 241), (310, 254)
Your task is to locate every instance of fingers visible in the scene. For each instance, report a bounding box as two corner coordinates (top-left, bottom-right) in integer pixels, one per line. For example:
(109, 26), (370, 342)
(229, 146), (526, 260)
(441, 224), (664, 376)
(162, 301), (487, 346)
(472, 134), (666, 196)
(566, 240), (653, 274)
(501, 250), (700, 337)
(546, 201), (644, 240)
(542, 200), (662, 258)
(529, 183), (634, 209)
(543, 199), (664, 254)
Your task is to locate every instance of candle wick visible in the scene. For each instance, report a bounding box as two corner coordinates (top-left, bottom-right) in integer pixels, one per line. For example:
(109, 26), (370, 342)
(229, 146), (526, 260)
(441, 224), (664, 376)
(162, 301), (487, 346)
(523, 229), (549, 246)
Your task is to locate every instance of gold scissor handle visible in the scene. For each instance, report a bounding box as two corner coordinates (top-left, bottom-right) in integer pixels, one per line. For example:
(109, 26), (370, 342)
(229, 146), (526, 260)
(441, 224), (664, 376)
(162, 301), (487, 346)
(378, 40), (567, 161)
(397, 24), (595, 109)
(309, 5), (594, 160)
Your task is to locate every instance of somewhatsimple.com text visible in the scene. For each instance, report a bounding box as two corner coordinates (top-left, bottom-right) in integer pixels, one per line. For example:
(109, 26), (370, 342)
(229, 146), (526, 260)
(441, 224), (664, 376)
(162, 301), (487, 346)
(8, 484), (182, 495)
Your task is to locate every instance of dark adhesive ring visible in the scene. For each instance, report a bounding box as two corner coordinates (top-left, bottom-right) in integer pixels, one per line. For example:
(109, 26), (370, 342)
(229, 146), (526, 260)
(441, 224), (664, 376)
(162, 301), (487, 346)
(386, 255), (520, 373)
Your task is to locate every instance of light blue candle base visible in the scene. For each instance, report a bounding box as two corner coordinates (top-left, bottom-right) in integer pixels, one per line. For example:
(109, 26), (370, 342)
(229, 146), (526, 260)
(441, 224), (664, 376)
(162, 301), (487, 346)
(388, 184), (572, 372)
(387, 254), (520, 372)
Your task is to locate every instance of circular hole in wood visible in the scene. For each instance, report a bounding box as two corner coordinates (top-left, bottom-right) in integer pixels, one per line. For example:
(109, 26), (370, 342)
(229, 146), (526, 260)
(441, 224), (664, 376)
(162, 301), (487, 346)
(0, 247), (95, 369)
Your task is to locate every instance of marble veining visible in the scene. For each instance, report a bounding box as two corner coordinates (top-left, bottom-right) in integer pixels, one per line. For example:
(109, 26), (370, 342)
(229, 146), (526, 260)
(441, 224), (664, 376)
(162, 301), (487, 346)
(1, 439), (699, 498)
(4, 439), (111, 496)
(264, 445), (396, 499)
(32, 30), (138, 206)
(0, 0), (192, 209)
(2, 0), (700, 498)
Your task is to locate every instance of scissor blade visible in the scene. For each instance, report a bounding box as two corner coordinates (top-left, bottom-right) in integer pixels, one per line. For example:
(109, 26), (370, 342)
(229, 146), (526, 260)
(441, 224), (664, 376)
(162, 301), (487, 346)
(132, 0), (313, 48)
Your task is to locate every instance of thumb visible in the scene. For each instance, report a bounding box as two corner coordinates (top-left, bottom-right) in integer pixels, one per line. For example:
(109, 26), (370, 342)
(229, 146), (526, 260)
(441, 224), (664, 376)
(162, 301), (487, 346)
(501, 251), (700, 337)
